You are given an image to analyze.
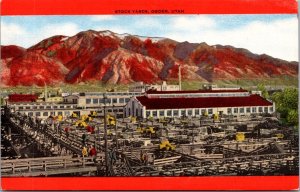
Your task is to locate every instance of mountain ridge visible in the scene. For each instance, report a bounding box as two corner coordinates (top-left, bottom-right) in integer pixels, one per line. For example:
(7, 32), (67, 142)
(1, 30), (298, 86)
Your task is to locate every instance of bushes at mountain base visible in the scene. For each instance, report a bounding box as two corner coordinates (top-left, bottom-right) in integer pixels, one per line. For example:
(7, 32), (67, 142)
(272, 87), (298, 127)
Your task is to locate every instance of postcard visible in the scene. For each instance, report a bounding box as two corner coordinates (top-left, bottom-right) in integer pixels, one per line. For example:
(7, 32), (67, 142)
(0, 0), (299, 190)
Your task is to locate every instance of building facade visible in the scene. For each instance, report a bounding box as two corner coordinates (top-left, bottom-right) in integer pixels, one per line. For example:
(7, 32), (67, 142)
(8, 91), (144, 119)
(129, 81), (180, 92)
(124, 89), (275, 119)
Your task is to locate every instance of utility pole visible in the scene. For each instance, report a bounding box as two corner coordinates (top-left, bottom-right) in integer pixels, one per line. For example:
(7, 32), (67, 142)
(113, 105), (118, 150)
(103, 93), (109, 176)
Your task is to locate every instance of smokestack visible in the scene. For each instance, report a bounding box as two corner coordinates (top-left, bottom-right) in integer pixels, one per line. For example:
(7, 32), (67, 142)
(178, 65), (182, 91)
(44, 84), (48, 101)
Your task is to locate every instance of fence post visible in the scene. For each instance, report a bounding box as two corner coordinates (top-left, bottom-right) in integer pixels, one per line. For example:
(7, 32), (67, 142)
(12, 162), (15, 174)
(28, 161), (31, 172)
(44, 161), (47, 171)
(82, 157), (85, 167)
(64, 158), (67, 169)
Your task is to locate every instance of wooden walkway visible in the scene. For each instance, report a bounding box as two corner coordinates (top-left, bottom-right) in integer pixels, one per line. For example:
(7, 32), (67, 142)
(1, 156), (98, 177)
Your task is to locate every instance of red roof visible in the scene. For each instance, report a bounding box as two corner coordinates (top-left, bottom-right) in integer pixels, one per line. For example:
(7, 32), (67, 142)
(8, 94), (38, 103)
(146, 89), (248, 94)
(136, 94), (272, 110)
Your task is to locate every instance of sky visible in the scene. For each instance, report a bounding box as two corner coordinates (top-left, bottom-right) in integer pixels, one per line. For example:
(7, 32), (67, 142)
(1, 15), (298, 61)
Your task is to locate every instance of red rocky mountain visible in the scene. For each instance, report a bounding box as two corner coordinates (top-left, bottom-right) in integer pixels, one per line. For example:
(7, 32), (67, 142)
(1, 30), (298, 86)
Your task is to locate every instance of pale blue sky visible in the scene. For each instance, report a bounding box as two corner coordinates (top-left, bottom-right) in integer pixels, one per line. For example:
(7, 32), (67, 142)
(1, 15), (298, 61)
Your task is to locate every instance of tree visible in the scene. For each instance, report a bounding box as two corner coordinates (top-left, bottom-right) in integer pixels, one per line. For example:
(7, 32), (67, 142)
(257, 83), (269, 99)
(287, 109), (298, 126)
(272, 87), (298, 126)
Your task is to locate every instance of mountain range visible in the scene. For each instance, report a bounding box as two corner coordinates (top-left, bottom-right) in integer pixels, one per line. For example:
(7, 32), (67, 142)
(1, 30), (298, 87)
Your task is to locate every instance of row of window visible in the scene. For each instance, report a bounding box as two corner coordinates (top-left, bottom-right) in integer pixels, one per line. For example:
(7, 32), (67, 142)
(86, 98), (130, 105)
(27, 111), (70, 117)
(227, 106), (273, 114)
(16, 105), (75, 110)
(143, 106), (273, 117)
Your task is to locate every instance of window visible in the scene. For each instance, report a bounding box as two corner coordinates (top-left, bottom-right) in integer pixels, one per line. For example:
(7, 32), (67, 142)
(28, 112), (33, 116)
(36, 112), (41, 116)
(181, 110), (186, 116)
(146, 111), (150, 117)
(25, 106), (30, 109)
(173, 110), (179, 116)
(125, 98), (130, 103)
(201, 109), (206, 115)
(43, 112), (48, 116)
(159, 110), (165, 116)
(39, 106), (44, 109)
(227, 108), (232, 114)
(19, 107), (24, 110)
(259, 107), (263, 113)
(73, 99), (77, 103)
(195, 109), (199, 116)
(208, 109), (213, 115)
(269, 107), (274, 113)
(66, 106), (71, 109)
(65, 111), (70, 116)
(107, 98), (112, 104)
(33, 106), (37, 109)
(264, 107), (268, 113)
(234, 108), (238, 113)
(152, 111), (157, 117)
(112, 98), (118, 103)
(239, 108), (244, 113)
(167, 110), (172, 116)
(252, 107), (257, 113)
(58, 112), (63, 115)
(246, 107), (251, 113)
(86, 99), (91, 104)
(188, 110), (193, 116)
(93, 99), (98, 104)
(46, 106), (51, 109)
(60, 106), (64, 109)
(50, 112), (55, 116)
(119, 98), (125, 103)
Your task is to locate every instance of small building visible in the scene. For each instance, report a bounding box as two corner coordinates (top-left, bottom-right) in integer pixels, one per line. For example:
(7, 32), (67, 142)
(124, 89), (275, 119)
(63, 95), (79, 104)
(129, 81), (180, 92)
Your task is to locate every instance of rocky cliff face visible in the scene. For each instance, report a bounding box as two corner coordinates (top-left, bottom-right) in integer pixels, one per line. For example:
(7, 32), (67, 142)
(1, 30), (298, 86)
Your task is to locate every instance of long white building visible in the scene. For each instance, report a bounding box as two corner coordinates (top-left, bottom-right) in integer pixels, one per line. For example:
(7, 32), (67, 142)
(124, 89), (275, 119)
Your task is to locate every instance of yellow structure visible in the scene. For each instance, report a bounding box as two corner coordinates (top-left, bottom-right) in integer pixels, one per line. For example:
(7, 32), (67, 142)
(81, 114), (93, 122)
(213, 113), (219, 121)
(275, 133), (284, 139)
(130, 116), (137, 123)
(107, 114), (116, 126)
(71, 112), (78, 118)
(236, 132), (245, 142)
(159, 140), (175, 151)
(57, 115), (63, 122)
(75, 120), (88, 128)
(137, 127), (156, 134)
(90, 111), (97, 117)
